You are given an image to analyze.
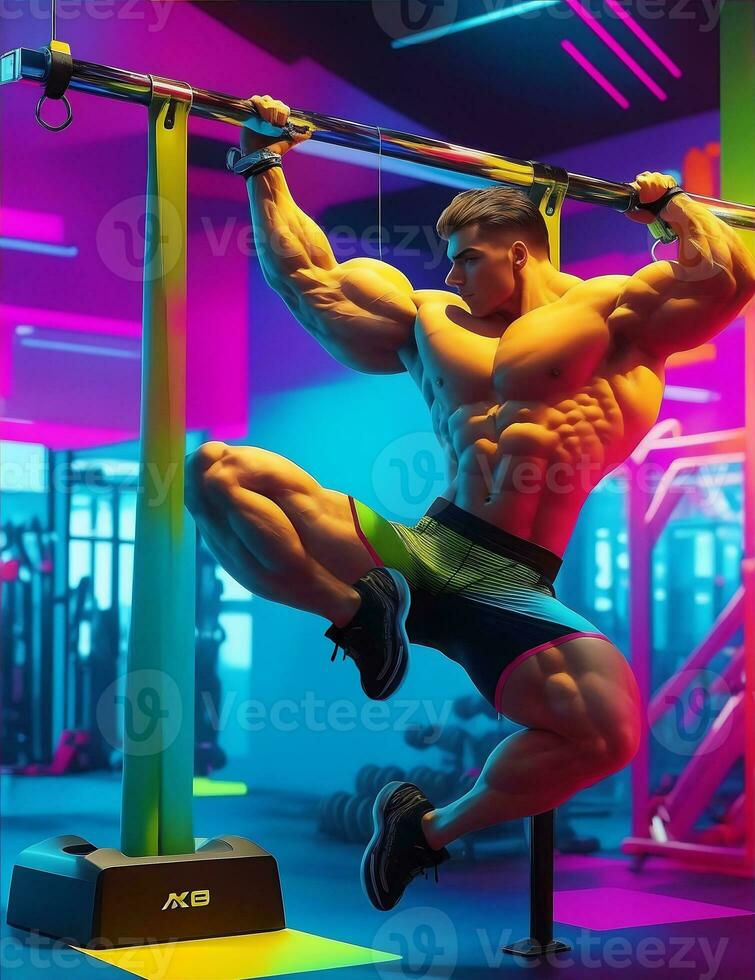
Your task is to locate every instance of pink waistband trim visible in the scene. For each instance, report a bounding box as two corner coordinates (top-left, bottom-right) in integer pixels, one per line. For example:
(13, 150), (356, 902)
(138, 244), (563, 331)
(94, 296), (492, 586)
(494, 631), (611, 713)
(348, 495), (383, 567)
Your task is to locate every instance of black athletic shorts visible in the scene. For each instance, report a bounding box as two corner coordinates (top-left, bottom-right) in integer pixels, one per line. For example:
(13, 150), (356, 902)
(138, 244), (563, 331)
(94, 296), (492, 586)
(348, 495), (609, 712)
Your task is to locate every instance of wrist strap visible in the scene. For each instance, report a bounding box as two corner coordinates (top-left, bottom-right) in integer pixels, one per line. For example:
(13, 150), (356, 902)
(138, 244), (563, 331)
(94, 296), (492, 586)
(245, 159), (282, 179)
(641, 185), (686, 217)
(226, 146), (283, 180)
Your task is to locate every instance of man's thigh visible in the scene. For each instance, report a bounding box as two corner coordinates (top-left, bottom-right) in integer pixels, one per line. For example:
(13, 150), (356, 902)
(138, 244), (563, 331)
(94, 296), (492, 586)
(198, 443), (379, 584)
(497, 636), (642, 746)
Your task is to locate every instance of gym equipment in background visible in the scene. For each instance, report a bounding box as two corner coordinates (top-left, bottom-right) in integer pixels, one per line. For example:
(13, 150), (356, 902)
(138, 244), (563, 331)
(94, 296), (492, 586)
(194, 541), (228, 779)
(623, 421), (752, 875)
(0, 518), (54, 769)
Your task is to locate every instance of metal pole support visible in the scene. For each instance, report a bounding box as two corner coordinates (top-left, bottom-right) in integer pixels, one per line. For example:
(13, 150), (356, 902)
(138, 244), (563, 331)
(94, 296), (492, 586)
(502, 810), (571, 958)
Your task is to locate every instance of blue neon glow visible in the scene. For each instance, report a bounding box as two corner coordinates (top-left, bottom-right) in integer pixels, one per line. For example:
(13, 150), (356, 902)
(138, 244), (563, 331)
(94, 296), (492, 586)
(391, 0), (561, 49)
(20, 338), (140, 359)
(664, 385), (720, 403)
(0, 237), (78, 257)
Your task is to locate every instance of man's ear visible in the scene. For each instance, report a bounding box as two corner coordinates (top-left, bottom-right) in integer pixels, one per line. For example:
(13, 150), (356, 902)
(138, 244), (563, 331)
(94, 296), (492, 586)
(511, 240), (529, 269)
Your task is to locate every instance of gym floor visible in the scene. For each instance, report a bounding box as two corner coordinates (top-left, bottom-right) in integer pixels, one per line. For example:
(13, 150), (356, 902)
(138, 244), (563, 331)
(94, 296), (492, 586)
(2, 773), (752, 979)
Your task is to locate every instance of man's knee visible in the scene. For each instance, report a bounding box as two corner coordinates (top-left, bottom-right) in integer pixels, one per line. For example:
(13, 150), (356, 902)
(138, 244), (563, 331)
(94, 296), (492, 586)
(185, 442), (293, 512)
(185, 441), (230, 510)
(188, 441), (229, 475)
(577, 717), (642, 777)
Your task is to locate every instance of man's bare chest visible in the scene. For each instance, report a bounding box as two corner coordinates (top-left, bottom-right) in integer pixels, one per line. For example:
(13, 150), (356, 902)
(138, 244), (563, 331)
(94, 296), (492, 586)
(403, 301), (614, 408)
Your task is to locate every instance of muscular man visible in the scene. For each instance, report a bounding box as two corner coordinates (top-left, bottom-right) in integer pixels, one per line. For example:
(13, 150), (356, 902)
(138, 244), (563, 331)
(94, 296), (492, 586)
(186, 95), (755, 912)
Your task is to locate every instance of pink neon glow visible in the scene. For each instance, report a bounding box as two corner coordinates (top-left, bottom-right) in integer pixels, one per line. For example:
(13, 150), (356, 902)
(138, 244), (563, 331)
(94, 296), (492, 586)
(603, 0), (682, 78)
(554, 887), (751, 930)
(495, 631), (610, 710)
(562, 0), (667, 101)
(0, 208), (66, 244)
(561, 41), (630, 110)
(0, 417), (135, 450)
(554, 854), (630, 872)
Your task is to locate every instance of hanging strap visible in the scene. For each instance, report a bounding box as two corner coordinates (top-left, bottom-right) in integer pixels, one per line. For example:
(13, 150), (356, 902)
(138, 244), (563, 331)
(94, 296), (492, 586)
(120, 77), (196, 857)
(35, 39), (73, 131)
(527, 162), (569, 271)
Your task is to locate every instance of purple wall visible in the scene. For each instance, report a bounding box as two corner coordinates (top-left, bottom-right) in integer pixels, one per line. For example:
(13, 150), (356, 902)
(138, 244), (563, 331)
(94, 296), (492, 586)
(0, 0), (427, 448)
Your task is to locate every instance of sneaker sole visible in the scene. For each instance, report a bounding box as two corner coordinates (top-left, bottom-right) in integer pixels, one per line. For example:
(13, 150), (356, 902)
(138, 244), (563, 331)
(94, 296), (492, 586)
(360, 780), (408, 911)
(371, 568), (411, 701)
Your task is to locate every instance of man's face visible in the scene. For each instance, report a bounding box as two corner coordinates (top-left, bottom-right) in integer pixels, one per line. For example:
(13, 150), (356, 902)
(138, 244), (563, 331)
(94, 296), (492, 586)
(444, 223), (525, 318)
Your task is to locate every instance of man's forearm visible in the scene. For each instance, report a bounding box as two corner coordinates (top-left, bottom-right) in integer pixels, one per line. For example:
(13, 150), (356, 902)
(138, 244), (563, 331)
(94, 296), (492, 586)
(246, 167), (337, 288)
(661, 195), (755, 291)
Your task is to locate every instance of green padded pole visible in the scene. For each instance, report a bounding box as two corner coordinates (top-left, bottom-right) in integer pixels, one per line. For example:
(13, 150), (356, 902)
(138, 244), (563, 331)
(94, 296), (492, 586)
(120, 80), (196, 856)
(721, 4), (755, 248)
(720, 0), (755, 876)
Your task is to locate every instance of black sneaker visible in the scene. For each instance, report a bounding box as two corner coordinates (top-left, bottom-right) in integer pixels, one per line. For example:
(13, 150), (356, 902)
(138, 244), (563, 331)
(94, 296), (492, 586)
(361, 781), (450, 911)
(325, 567), (411, 701)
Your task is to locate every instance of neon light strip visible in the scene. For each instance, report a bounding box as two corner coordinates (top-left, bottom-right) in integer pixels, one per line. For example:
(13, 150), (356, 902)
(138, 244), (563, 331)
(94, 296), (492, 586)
(0, 237), (78, 257)
(0, 306), (141, 337)
(562, 0), (667, 101)
(602, 0), (682, 78)
(561, 40), (630, 109)
(19, 337), (140, 359)
(0, 207), (65, 243)
(664, 385), (720, 403)
(391, 0), (560, 49)
(0, 417), (136, 449)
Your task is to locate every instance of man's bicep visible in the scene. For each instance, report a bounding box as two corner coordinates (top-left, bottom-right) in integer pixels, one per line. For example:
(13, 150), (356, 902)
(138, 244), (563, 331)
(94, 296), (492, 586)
(608, 259), (740, 358)
(327, 257), (417, 347)
(282, 256), (416, 374)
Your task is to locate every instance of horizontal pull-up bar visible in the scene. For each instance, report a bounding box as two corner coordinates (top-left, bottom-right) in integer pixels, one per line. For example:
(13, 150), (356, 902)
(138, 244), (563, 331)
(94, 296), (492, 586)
(3, 44), (754, 233)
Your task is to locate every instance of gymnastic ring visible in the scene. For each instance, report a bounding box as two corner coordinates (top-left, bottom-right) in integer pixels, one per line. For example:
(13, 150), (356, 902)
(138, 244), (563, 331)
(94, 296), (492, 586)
(35, 93), (73, 133)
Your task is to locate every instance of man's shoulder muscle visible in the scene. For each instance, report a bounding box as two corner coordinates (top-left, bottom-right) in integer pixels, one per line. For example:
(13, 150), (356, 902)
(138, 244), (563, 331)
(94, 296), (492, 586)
(563, 274), (631, 315)
(411, 288), (468, 310)
(410, 290), (470, 333)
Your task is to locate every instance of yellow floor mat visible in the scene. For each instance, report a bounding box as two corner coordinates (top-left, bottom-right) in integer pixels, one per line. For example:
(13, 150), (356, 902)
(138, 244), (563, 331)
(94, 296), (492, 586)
(77, 927), (400, 979)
